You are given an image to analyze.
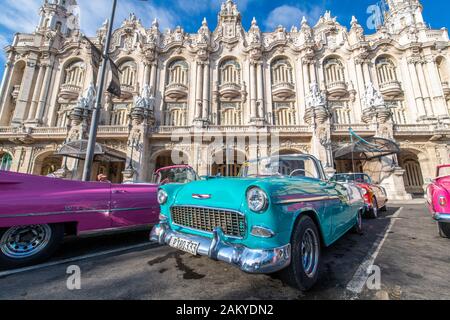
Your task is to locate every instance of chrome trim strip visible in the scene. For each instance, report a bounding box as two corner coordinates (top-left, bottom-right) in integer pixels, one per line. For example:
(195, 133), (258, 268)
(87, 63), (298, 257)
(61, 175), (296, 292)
(0, 206), (157, 219)
(251, 226), (275, 238)
(433, 212), (450, 223)
(150, 223), (291, 274)
(276, 195), (341, 204)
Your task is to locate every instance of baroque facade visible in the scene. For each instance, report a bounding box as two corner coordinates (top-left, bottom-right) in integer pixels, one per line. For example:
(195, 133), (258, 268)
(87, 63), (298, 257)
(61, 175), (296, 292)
(0, 0), (450, 199)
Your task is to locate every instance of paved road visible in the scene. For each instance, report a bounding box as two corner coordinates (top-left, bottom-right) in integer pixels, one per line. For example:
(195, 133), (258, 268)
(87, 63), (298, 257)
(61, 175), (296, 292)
(0, 204), (448, 300)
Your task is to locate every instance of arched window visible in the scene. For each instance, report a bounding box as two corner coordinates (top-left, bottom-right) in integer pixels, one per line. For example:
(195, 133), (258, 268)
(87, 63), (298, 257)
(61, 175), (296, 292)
(167, 60), (189, 85)
(219, 59), (241, 85)
(164, 103), (187, 126)
(110, 103), (130, 126)
(219, 103), (242, 126)
(271, 58), (293, 85)
(273, 103), (296, 126)
(332, 107), (351, 124)
(376, 57), (398, 85)
(0, 153), (12, 171)
(324, 58), (345, 84)
(63, 60), (85, 87)
(119, 60), (137, 87)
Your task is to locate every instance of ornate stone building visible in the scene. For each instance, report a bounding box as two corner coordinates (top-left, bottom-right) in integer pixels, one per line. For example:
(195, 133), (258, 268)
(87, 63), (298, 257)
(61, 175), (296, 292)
(0, 0), (449, 199)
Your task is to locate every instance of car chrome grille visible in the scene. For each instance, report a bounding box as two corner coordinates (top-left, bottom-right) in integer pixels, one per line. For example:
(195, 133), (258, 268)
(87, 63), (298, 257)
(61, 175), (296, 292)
(170, 206), (246, 238)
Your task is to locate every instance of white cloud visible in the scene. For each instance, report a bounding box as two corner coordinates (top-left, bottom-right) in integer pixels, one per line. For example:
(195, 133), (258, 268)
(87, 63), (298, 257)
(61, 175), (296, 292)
(0, 0), (41, 33)
(0, 0), (177, 37)
(264, 4), (324, 31)
(77, 0), (177, 35)
(176, 0), (254, 17)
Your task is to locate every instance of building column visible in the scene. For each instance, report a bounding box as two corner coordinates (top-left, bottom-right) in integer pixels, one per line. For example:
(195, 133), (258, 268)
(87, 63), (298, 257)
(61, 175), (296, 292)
(416, 62), (433, 117)
(0, 60), (13, 109)
(195, 62), (203, 120)
(249, 62), (257, 120)
(407, 61), (427, 119)
(35, 62), (53, 123)
(202, 62), (210, 121)
(353, 60), (366, 120)
(309, 62), (317, 84)
(149, 61), (157, 96)
(256, 62), (264, 119)
(143, 63), (150, 86)
(27, 64), (46, 121)
(0, 61), (14, 125)
(302, 61), (310, 91)
(426, 58), (448, 117)
(362, 62), (372, 84)
(13, 57), (38, 125)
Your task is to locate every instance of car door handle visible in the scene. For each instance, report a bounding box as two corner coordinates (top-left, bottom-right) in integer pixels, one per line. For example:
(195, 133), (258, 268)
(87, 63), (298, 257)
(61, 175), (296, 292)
(112, 190), (127, 194)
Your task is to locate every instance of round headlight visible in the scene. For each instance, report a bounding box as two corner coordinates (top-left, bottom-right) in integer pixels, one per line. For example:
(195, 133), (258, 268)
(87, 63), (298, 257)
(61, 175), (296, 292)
(157, 189), (168, 205)
(247, 187), (268, 212)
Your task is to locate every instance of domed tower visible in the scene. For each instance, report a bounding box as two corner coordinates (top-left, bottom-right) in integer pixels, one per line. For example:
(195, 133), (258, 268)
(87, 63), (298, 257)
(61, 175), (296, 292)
(37, 0), (80, 35)
(384, 0), (425, 34)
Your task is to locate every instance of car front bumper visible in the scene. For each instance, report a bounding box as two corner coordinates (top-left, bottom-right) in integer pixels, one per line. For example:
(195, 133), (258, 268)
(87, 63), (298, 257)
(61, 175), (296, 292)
(150, 222), (291, 274)
(433, 212), (450, 223)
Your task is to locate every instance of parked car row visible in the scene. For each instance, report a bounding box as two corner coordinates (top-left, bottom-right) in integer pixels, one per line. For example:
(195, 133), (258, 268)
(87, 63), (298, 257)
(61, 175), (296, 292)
(0, 165), (197, 268)
(1, 153), (449, 291)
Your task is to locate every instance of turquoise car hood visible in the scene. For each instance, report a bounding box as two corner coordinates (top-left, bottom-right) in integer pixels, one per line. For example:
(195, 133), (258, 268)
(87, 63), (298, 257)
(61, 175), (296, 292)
(172, 178), (262, 210)
(170, 176), (328, 210)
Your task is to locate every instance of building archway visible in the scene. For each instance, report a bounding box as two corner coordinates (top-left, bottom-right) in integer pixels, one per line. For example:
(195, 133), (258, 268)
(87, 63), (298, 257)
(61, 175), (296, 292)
(33, 151), (63, 176)
(0, 152), (13, 171)
(399, 150), (425, 195)
(211, 149), (247, 177)
(335, 159), (364, 174)
(153, 149), (189, 171)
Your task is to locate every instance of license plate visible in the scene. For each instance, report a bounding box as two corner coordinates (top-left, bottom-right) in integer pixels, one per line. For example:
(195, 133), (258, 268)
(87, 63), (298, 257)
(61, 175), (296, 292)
(169, 237), (200, 256)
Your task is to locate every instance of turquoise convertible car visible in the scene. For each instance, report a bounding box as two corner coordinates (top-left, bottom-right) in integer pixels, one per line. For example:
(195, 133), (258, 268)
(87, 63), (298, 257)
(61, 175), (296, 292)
(150, 154), (365, 290)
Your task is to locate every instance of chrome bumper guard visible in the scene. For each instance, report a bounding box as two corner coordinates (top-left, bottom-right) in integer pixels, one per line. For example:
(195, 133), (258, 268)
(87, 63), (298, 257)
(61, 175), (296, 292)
(433, 213), (450, 223)
(150, 223), (291, 274)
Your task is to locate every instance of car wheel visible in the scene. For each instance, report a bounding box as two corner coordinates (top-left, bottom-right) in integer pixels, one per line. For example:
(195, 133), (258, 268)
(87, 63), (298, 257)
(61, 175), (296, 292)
(438, 222), (450, 239)
(352, 210), (363, 235)
(0, 224), (64, 269)
(368, 197), (379, 219)
(279, 216), (321, 291)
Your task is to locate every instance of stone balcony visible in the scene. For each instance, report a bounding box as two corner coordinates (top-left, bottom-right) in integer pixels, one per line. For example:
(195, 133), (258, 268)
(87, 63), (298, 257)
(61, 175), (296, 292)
(58, 83), (82, 100)
(442, 81), (450, 98)
(164, 83), (188, 101)
(326, 81), (348, 98)
(379, 80), (403, 98)
(218, 83), (242, 100)
(120, 84), (137, 100)
(272, 82), (296, 100)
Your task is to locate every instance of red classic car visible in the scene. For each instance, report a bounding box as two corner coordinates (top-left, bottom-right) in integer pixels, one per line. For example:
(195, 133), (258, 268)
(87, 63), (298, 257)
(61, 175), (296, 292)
(426, 164), (450, 238)
(0, 165), (198, 269)
(333, 173), (388, 219)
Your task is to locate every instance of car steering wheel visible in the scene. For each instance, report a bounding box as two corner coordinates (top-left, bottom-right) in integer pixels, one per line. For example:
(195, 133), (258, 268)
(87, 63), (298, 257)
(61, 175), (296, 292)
(289, 169), (314, 178)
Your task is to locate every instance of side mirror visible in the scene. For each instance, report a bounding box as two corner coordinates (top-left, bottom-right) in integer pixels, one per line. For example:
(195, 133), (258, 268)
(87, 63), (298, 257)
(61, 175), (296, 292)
(424, 177), (433, 184)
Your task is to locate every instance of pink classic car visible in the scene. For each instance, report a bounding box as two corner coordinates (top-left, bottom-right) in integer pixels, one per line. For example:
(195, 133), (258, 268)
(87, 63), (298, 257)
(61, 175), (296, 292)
(0, 165), (198, 268)
(427, 164), (450, 238)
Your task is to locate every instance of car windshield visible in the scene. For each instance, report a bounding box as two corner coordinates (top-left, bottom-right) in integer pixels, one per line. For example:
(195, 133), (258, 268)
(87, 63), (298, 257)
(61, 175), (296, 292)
(156, 167), (199, 185)
(333, 173), (372, 184)
(238, 155), (322, 179)
(438, 166), (450, 178)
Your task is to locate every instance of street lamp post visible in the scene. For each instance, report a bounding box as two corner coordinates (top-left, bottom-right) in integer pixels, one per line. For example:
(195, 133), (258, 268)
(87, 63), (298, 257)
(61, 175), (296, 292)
(82, 0), (118, 181)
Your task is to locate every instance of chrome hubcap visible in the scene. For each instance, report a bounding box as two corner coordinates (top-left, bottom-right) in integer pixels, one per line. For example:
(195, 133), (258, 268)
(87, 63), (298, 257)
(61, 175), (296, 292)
(1, 225), (52, 259)
(301, 228), (319, 278)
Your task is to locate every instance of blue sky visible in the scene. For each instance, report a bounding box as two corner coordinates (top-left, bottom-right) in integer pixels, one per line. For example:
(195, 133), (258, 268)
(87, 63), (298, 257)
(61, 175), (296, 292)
(0, 0), (449, 79)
